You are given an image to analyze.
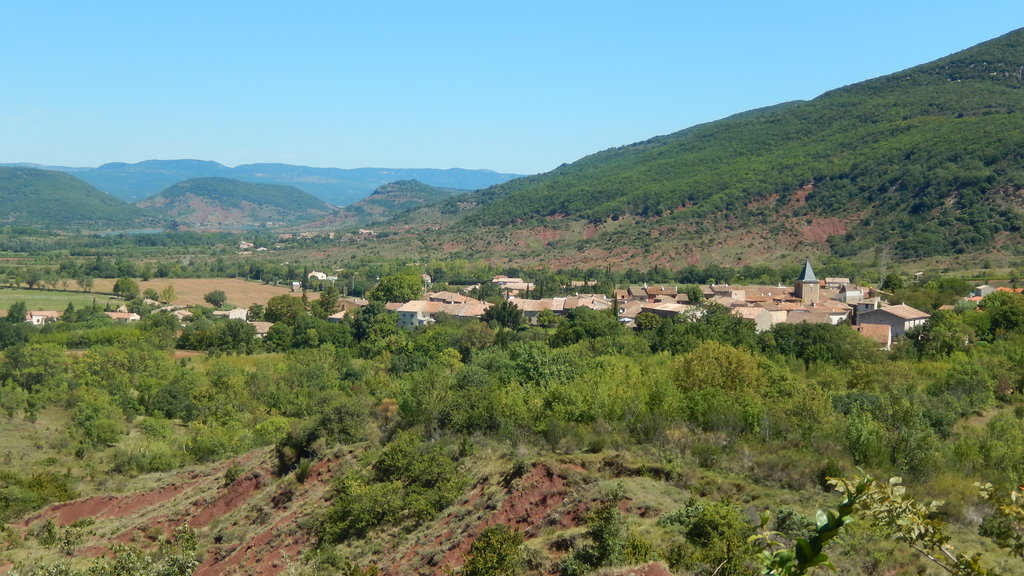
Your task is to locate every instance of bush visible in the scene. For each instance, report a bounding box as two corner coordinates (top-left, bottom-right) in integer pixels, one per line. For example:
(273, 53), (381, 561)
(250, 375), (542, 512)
(319, 473), (404, 543)
(559, 486), (628, 574)
(111, 441), (181, 475)
(658, 497), (756, 576)
(186, 422), (243, 463)
(295, 458), (313, 484)
(223, 461), (244, 487)
(461, 524), (524, 576)
(0, 470), (78, 523)
(374, 432), (463, 520)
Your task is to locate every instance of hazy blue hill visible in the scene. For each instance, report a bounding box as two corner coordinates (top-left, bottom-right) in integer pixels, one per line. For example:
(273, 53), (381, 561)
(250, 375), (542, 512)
(424, 28), (1024, 262)
(137, 177), (334, 228)
(41, 160), (522, 205)
(71, 160), (233, 202)
(223, 164), (519, 206)
(0, 167), (150, 229)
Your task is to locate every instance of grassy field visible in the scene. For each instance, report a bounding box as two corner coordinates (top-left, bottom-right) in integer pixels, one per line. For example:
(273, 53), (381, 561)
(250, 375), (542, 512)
(0, 288), (120, 312)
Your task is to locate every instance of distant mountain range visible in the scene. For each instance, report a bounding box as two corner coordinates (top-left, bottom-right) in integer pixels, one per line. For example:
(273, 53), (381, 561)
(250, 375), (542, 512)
(0, 166), (485, 231)
(371, 28), (1024, 267)
(2, 160), (523, 205)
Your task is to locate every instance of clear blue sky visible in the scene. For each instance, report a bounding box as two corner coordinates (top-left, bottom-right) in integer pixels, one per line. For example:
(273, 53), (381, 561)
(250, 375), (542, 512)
(2, 1), (1021, 174)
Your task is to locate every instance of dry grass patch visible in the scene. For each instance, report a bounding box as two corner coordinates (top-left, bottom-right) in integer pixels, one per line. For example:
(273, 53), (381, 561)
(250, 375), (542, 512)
(91, 278), (317, 308)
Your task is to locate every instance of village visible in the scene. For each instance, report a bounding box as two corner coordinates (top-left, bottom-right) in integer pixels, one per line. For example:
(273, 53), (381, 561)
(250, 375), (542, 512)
(382, 262), (933, 350)
(14, 261), (1021, 353)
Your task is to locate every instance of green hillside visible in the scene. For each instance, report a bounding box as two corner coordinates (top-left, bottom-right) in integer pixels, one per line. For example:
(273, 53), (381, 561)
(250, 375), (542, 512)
(0, 167), (149, 229)
(340, 179), (464, 222)
(137, 177), (335, 228)
(418, 28), (1024, 264)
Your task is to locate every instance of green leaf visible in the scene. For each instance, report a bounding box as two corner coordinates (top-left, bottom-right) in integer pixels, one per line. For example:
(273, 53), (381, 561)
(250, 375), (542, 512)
(816, 509), (829, 529)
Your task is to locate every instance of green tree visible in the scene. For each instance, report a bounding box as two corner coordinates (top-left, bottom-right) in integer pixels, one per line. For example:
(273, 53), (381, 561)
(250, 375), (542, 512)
(980, 291), (1024, 336)
(203, 289), (227, 308)
(159, 282), (177, 304)
(264, 322), (294, 351)
(76, 275), (94, 293)
(71, 386), (125, 446)
(312, 284), (340, 319)
(482, 300), (524, 330)
(264, 294), (308, 325)
(551, 307), (626, 347)
(881, 273), (905, 291)
(5, 301), (27, 324)
(684, 284), (704, 304)
(0, 380), (29, 418)
(536, 308), (561, 328)
(659, 497), (755, 576)
(112, 277), (140, 300)
(0, 320), (30, 350)
(634, 311), (662, 332)
(369, 273), (423, 303)
(247, 303), (265, 321)
(21, 268), (42, 290)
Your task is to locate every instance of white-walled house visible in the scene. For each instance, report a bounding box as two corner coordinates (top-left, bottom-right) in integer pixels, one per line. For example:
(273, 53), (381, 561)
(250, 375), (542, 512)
(27, 311), (61, 326)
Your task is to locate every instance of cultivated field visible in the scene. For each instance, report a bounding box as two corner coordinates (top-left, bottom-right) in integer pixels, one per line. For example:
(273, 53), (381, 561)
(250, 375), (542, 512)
(0, 288), (121, 312)
(90, 277), (316, 308)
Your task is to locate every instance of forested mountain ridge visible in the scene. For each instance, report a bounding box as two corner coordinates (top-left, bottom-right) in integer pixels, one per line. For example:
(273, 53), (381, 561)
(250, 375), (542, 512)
(136, 177), (335, 228)
(396, 28), (1024, 267)
(0, 167), (152, 229)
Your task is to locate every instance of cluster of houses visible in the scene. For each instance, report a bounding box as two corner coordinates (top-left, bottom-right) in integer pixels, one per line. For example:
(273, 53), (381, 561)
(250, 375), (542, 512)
(18, 262), (993, 351)
(353, 262), (934, 349)
(602, 262), (930, 349)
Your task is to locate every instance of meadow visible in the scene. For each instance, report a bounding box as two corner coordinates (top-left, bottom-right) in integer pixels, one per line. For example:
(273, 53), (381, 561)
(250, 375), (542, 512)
(0, 288), (120, 313)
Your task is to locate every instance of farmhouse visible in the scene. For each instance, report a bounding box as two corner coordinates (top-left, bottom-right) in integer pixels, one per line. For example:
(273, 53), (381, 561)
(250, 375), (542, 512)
(856, 304), (930, 338)
(213, 308), (248, 321)
(396, 300), (491, 329)
(27, 311), (61, 326)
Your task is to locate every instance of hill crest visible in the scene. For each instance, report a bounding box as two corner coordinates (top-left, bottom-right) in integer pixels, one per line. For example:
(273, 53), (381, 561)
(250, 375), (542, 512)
(379, 28), (1024, 268)
(0, 166), (151, 229)
(137, 177), (335, 229)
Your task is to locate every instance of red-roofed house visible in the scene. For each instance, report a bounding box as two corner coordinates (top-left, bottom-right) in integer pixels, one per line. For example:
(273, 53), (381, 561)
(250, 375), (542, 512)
(856, 304), (930, 338)
(105, 311), (140, 323)
(856, 323), (892, 350)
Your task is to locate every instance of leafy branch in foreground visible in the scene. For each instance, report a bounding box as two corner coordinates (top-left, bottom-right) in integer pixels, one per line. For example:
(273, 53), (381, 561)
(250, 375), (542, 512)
(751, 477), (867, 575)
(755, 476), (1024, 576)
(977, 482), (1024, 558)
(836, 476), (992, 576)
